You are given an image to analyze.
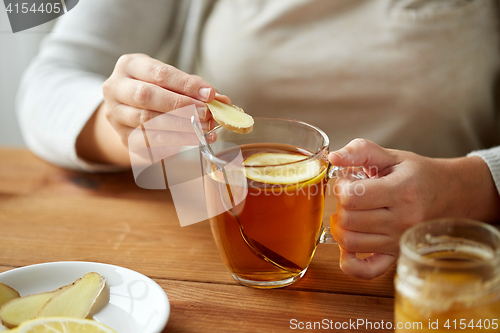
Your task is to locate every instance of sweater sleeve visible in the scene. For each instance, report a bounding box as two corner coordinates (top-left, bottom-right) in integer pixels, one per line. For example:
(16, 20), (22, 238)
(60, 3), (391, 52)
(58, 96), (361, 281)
(16, 0), (179, 171)
(468, 146), (500, 195)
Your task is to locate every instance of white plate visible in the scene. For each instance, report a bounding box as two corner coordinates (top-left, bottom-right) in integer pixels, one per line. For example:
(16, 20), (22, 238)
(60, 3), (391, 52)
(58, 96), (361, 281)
(0, 261), (169, 333)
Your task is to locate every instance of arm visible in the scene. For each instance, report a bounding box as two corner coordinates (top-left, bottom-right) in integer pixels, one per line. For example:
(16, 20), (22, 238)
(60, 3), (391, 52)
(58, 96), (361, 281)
(75, 101), (128, 166)
(327, 139), (500, 280)
(16, 0), (180, 170)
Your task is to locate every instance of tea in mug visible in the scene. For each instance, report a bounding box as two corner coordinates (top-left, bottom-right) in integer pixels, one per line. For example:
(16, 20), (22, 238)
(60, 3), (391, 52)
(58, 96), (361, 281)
(206, 143), (328, 285)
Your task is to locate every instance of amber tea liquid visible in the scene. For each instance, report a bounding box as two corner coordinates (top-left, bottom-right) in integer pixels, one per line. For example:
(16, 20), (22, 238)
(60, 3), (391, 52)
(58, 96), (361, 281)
(206, 143), (327, 285)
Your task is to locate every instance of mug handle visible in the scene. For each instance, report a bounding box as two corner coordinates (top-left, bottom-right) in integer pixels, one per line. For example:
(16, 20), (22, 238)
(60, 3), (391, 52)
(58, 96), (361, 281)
(319, 164), (368, 244)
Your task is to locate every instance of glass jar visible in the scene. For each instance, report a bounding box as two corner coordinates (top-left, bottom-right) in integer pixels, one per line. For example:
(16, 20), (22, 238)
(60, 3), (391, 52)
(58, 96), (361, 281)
(395, 218), (500, 332)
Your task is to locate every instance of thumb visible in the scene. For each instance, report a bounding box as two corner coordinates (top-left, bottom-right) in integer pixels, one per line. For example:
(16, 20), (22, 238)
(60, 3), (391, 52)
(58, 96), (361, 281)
(328, 139), (400, 177)
(338, 248), (396, 280)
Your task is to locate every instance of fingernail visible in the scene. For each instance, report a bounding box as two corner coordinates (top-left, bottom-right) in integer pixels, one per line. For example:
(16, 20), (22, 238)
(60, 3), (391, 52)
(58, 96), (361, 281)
(199, 87), (211, 102)
(332, 149), (349, 159)
(196, 106), (207, 120)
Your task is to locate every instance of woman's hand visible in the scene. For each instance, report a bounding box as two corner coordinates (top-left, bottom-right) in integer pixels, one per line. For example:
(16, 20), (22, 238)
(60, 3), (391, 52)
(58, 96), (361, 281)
(76, 53), (230, 166)
(328, 139), (500, 280)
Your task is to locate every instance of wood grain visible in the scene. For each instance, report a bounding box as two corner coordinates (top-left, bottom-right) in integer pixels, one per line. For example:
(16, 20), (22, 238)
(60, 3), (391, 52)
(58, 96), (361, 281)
(0, 148), (167, 201)
(0, 148), (396, 332)
(0, 193), (395, 297)
(160, 279), (394, 333)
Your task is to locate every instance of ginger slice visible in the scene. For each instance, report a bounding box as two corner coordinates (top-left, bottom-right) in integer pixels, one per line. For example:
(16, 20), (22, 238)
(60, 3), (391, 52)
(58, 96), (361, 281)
(206, 100), (254, 134)
(0, 272), (106, 329)
(0, 283), (20, 309)
(0, 285), (68, 328)
(37, 272), (105, 319)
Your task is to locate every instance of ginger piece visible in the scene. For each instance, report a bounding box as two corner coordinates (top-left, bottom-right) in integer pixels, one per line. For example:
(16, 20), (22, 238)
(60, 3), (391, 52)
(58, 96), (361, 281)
(207, 100), (254, 134)
(0, 283), (19, 309)
(0, 272), (106, 329)
(0, 286), (66, 328)
(37, 272), (105, 319)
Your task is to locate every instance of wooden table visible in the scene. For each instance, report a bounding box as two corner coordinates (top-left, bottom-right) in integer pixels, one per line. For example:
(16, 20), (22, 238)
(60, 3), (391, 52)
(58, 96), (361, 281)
(0, 148), (395, 332)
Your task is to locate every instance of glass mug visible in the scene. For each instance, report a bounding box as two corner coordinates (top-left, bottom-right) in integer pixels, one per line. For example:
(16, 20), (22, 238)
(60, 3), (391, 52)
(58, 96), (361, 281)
(200, 117), (364, 289)
(395, 218), (500, 332)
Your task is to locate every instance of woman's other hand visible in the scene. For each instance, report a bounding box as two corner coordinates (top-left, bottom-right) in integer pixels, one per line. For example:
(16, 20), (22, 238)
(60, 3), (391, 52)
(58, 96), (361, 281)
(328, 139), (500, 280)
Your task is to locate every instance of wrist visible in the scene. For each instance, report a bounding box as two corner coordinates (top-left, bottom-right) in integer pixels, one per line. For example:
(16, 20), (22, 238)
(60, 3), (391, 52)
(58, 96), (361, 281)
(436, 156), (500, 223)
(76, 103), (130, 166)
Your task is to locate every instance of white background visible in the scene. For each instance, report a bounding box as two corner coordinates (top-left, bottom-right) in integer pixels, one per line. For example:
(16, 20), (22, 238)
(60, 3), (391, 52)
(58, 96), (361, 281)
(0, 6), (54, 147)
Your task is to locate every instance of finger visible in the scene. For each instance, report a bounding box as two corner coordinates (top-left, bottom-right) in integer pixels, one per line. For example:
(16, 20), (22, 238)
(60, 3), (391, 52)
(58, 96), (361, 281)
(331, 220), (396, 254)
(128, 144), (184, 163)
(114, 78), (207, 115)
(128, 127), (202, 148)
(208, 118), (217, 132)
(112, 104), (211, 132)
(126, 128), (216, 161)
(120, 54), (216, 102)
(329, 138), (402, 175)
(333, 206), (393, 234)
(338, 249), (396, 280)
(190, 75), (231, 104)
(167, 104), (212, 122)
(334, 177), (396, 210)
(107, 119), (134, 148)
(214, 92), (232, 105)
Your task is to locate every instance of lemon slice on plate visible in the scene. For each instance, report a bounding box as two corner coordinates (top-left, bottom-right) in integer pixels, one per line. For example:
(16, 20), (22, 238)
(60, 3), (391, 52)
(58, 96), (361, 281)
(243, 153), (321, 184)
(12, 317), (116, 333)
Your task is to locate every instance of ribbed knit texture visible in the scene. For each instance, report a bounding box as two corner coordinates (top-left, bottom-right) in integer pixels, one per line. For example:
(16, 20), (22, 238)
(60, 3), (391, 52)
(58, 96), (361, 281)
(468, 147), (500, 194)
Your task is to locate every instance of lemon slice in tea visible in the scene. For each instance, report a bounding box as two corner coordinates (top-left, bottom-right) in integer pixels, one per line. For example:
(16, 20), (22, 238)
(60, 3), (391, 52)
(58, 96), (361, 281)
(14, 317), (117, 333)
(243, 153), (320, 184)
